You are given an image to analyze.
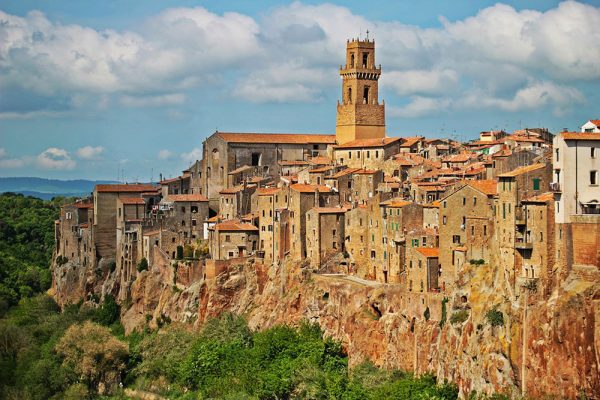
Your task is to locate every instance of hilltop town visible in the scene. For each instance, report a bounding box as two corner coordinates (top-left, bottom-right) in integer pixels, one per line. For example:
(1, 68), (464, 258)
(52, 39), (599, 398)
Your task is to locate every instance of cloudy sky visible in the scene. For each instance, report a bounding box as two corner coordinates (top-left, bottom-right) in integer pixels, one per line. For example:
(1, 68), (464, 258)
(1, 0), (599, 181)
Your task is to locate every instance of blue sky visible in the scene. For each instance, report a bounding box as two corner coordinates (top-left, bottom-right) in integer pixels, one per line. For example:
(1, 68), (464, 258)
(1, 1), (599, 181)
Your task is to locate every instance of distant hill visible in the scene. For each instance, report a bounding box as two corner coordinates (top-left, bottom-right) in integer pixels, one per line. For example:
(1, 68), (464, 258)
(0, 177), (118, 199)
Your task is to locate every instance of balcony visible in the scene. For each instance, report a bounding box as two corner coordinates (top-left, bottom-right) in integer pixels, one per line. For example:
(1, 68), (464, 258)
(515, 237), (533, 250)
(549, 182), (561, 192)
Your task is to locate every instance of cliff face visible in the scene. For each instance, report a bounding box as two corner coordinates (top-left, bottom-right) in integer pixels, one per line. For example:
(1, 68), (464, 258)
(52, 255), (599, 399)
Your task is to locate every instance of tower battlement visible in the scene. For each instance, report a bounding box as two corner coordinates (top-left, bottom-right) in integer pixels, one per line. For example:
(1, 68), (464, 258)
(336, 37), (386, 144)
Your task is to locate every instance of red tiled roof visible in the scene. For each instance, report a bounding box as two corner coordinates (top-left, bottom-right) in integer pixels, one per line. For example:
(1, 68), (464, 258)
(213, 220), (258, 232)
(219, 185), (245, 194)
(354, 169), (378, 175)
(561, 132), (600, 141)
(465, 179), (498, 196)
(290, 184), (332, 193)
(216, 132), (335, 144)
(308, 156), (333, 165)
(96, 184), (156, 193)
(331, 168), (361, 178)
(309, 166), (334, 173)
(119, 197), (145, 205)
(443, 153), (472, 163)
(497, 163), (546, 178)
(400, 136), (424, 148)
(381, 199), (412, 208)
(334, 137), (401, 149)
(75, 202), (93, 209)
(168, 194), (209, 202)
(159, 177), (184, 184)
(523, 192), (554, 203)
(416, 247), (439, 258)
(257, 187), (280, 196)
(589, 119), (600, 127)
(228, 165), (253, 175)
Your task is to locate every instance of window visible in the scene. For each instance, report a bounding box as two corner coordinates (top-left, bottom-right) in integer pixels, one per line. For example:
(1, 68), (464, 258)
(591, 170), (598, 185)
(471, 225), (474, 235)
(225, 235), (231, 242)
(349, 151), (352, 160)
(533, 178), (540, 191)
(443, 201), (447, 208)
(362, 53), (368, 67)
(422, 237), (427, 246)
(350, 53), (355, 67)
(367, 151), (370, 158)
(363, 86), (369, 104)
(347, 87), (352, 103)
(181, 220), (186, 226)
(192, 219), (197, 226)
(251, 153), (262, 166)
(555, 148), (559, 162)
(452, 235), (461, 244)
(473, 197), (477, 206)
(484, 225), (487, 236)
(371, 250), (376, 259)
(462, 197), (466, 206)
(181, 206), (186, 213)
(443, 216), (447, 225)
(228, 251), (234, 258)
(592, 147), (596, 158)
(375, 151), (379, 158)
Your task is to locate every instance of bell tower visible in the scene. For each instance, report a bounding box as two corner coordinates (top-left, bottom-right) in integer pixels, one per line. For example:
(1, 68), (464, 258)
(336, 37), (385, 144)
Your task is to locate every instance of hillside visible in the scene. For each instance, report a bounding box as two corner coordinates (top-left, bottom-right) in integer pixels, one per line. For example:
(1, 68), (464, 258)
(0, 177), (118, 199)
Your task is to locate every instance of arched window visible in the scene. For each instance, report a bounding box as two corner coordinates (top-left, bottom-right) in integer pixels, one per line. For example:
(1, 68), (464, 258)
(363, 86), (369, 104)
(350, 53), (355, 68)
(347, 87), (352, 103)
(212, 148), (219, 160)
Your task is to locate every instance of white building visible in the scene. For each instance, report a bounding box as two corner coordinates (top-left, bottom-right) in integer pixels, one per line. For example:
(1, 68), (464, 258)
(552, 131), (600, 223)
(581, 120), (600, 133)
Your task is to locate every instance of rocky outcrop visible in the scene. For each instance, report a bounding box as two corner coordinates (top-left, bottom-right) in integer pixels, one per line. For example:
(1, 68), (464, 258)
(52, 254), (599, 399)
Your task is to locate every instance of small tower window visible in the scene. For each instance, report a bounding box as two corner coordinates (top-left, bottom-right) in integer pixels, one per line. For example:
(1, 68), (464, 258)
(347, 87), (352, 103)
(350, 53), (355, 68)
(363, 86), (369, 104)
(362, 53), (368, 68)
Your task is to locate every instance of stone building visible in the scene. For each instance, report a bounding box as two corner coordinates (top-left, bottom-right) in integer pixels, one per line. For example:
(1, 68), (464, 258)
(552, 131), (600, 223)
(93, 184), (156, 259)
(333, 137), (402, 169)
(380, 199), (424, 283)
(162, 194), (209, 242)
(519, 192), (556, 294)
(438, 180), (497, 291)
(56, 200), (95, 268)
(407, 247), (439, 293)
(219, 184), (256, 220)
(200, 131), (335, 208)
(208, 220), (259, 260)
(495, 163), (551, 290)
(336, 38), (386, 144)
(288, 184), (338, 259)
(257, 187), (281, 264)
(305, 207), (347, 268)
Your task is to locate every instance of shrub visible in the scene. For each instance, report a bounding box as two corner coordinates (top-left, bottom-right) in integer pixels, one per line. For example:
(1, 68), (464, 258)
(450, 310), (469, 325)
(56, 255), (68, 266)
(486, 307), (504, 327)
(93, 295), (120, 326)
(183, 245), (195, 259)
(137, 258), (149, 272)
(108, 260), (117, 273)
(469, 259), (484, 265)
(439, 297), (449, 328)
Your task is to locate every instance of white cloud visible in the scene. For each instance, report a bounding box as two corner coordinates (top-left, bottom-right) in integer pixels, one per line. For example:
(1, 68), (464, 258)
(0, 148), (29, 168)
(389, 97), (451, 118)
(181, 148), (203, 163)
(158, 149), (174, 160)
(0, 1), (599, 118)
(76, 145), (104, 160)
(36, 148), (76, 170)
(120, 93), (186, 108)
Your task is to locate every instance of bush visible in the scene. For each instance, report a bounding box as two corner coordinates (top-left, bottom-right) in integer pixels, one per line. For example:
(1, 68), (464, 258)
(137, 258), (149, 272)
(450, 310), (469, 325)
(469, 259), (485, 265)
(93, 295), (120, 326)
(439, 297), (449, 328)
(486, 308), (504, 327)
(183, 245), (195, 259)
(56, 255), (68, 266)
(108, 260), (117, 273)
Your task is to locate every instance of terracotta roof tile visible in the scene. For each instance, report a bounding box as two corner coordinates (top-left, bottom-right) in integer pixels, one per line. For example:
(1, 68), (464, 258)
(96, 184), (156, 193)
(119, 197), (145, 205)
(257, 187), (280, 196)
(497, 163), (546, 178)
(309, 166), (334, 173)
(212, 220), (259, 232)
(228, 165), (253, 175)
(335, 137), (401, 149)
(290, 184), (332, 193)
(400, 136), (424, 147)
(216, 132), (335, 144)
(561, 132), (600, 141)
(465, 179), (498, 196)
(278, 160), (309, 166)
(523, 192), (554, 203)
(331, 168), (361, 178)
(416, 247), (439, 258)
(381, 199), (412, 208)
